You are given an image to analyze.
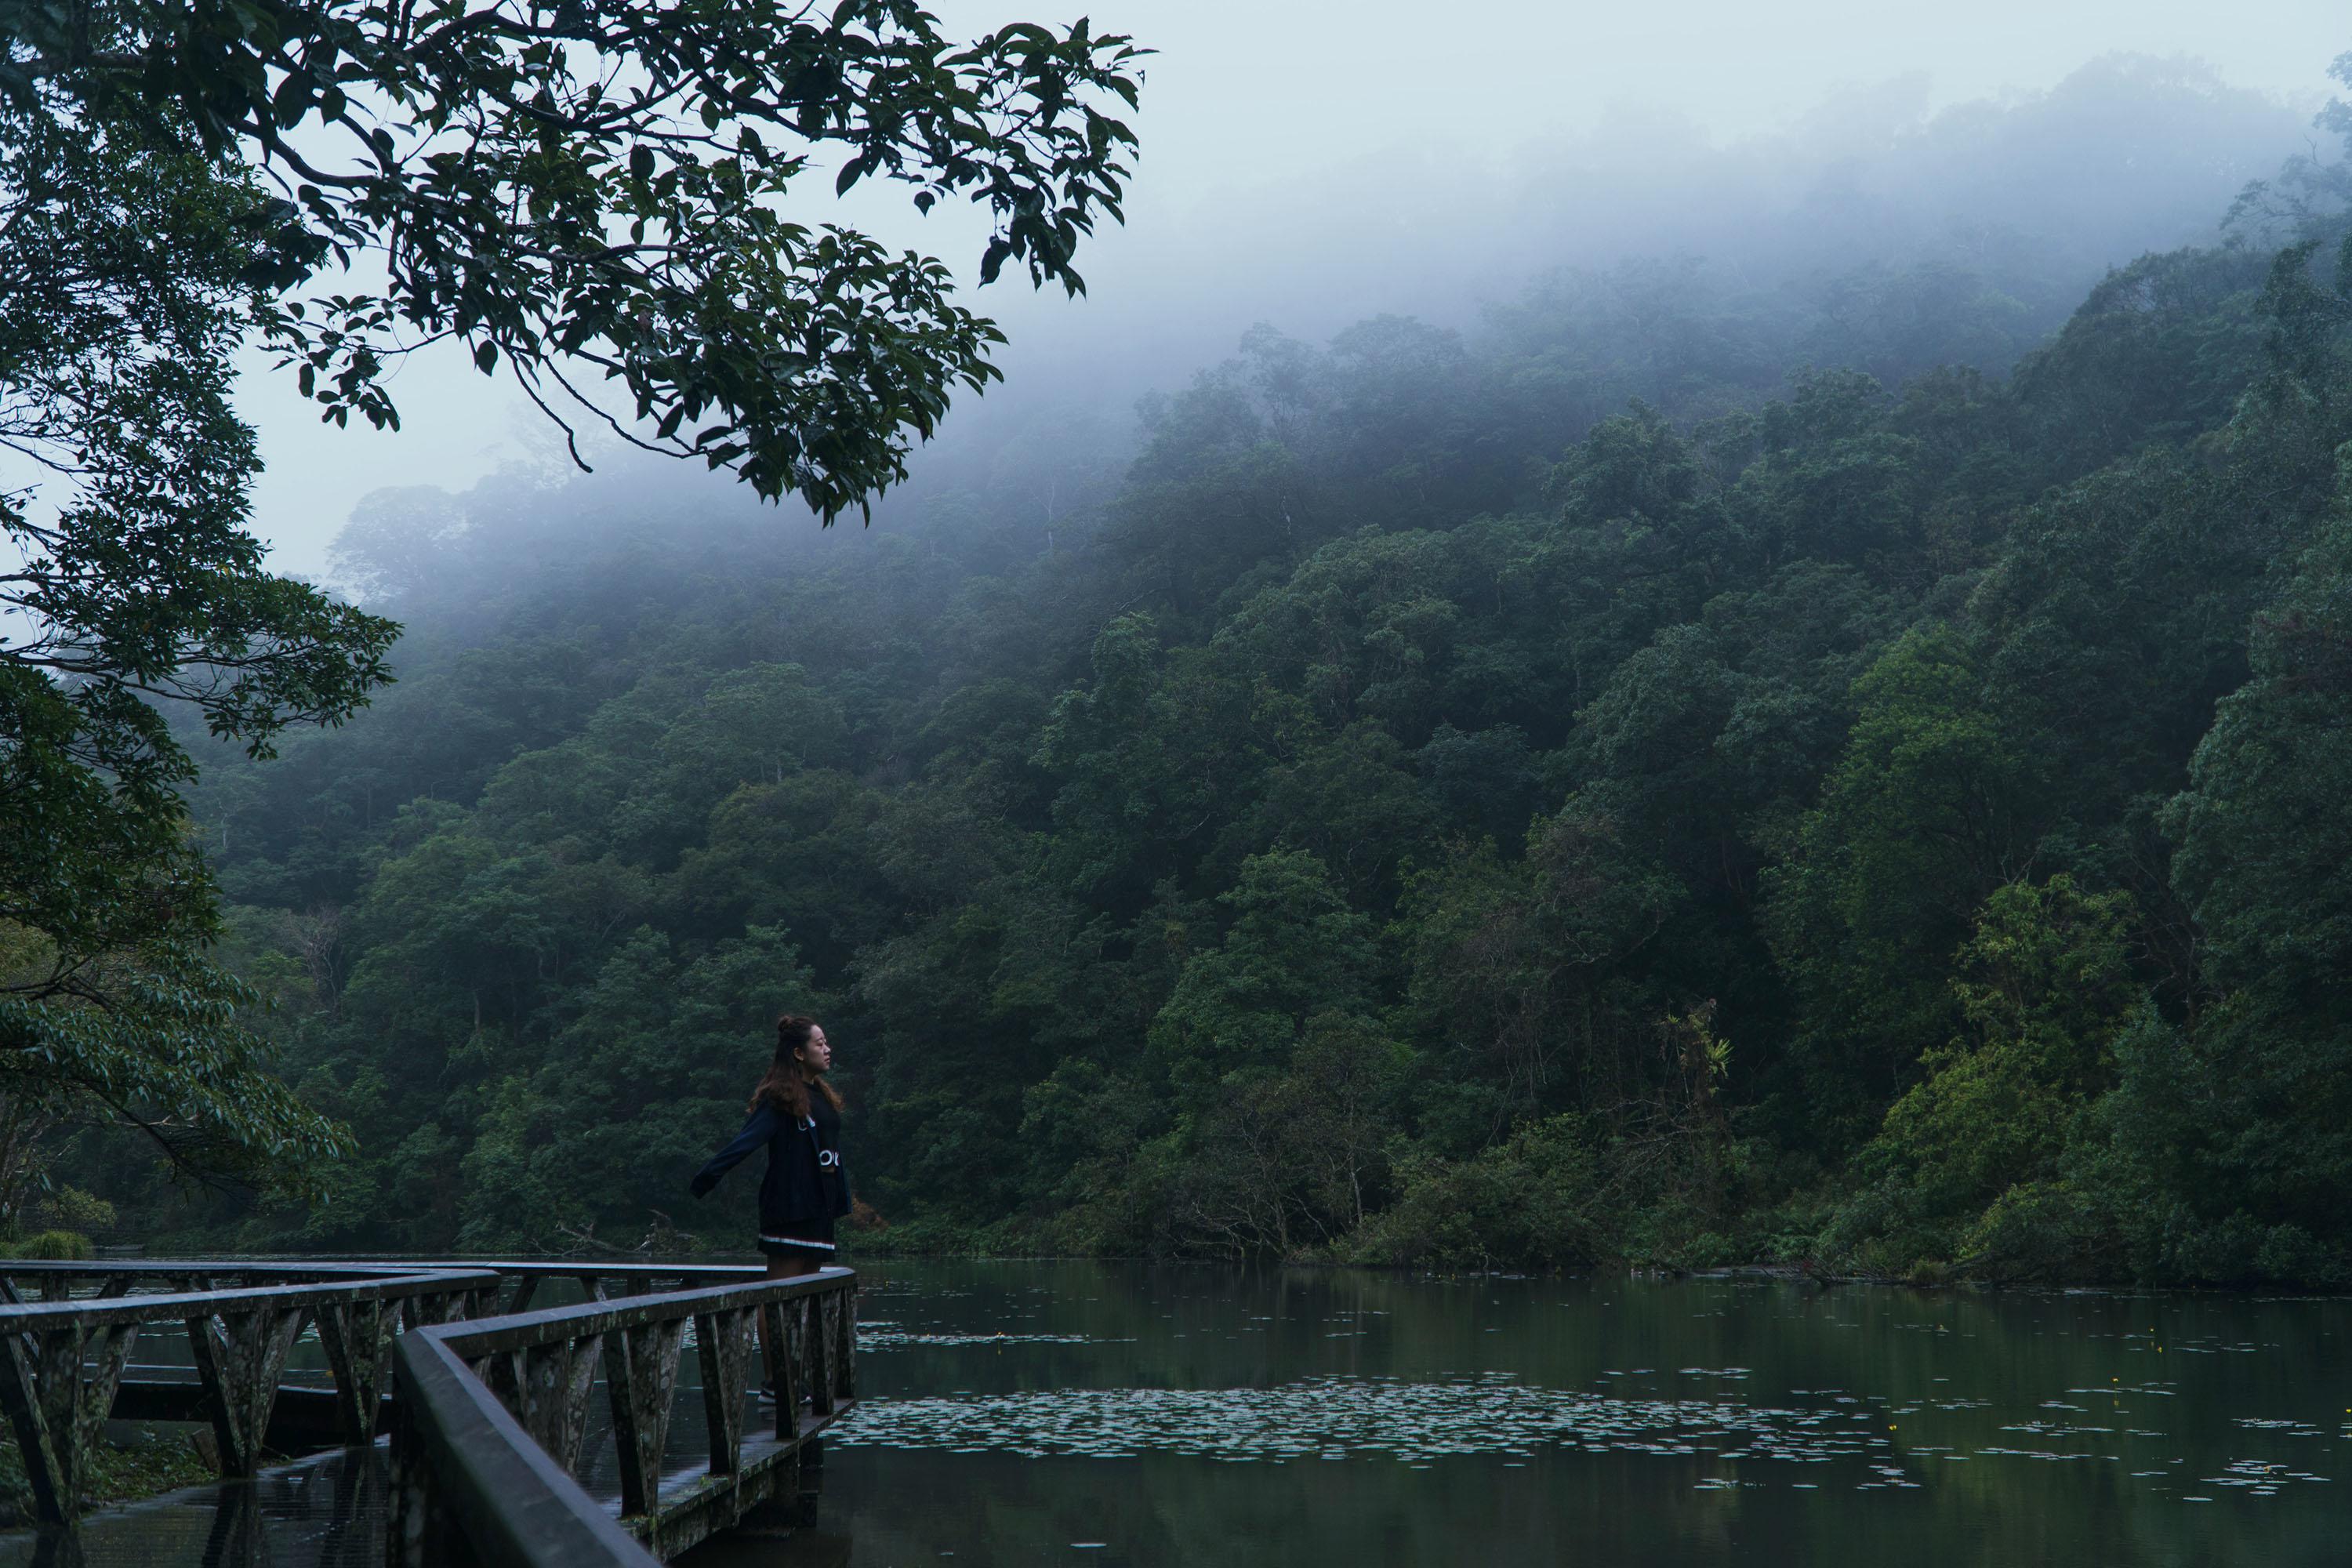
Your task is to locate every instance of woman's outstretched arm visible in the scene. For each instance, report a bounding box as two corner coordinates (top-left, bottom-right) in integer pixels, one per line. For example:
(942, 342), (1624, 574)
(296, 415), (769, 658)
(689, 1102), (782, 1197)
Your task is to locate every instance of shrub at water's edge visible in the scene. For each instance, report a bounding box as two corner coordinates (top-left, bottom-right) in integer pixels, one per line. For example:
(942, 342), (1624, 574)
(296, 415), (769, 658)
(2, 1230), (94, 1261)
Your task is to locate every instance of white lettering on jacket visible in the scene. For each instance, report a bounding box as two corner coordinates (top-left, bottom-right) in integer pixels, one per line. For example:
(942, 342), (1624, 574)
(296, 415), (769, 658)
(799, 1116), (840, 1170)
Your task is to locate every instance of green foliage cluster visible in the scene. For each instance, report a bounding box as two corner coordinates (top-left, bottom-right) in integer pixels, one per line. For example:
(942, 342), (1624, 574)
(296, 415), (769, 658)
(0, 1418), (212, 1524)
(9, 0), (1144, 515)
(65, 55), (2352, 1287)
(0, 41), (391, 1194)
(2, 1230), (93, 1261)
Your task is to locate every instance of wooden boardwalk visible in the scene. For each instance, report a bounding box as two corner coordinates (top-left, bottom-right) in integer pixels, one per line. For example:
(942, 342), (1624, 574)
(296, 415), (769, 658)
(0, 1261), (855, 1566)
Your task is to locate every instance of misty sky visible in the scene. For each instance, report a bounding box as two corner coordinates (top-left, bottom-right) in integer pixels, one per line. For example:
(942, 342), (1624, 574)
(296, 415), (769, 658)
(238, 0), (2350, 576)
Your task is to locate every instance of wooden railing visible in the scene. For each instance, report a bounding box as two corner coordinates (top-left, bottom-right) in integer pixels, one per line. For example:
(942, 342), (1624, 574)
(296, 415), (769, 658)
(387, 1265), (857, 1566)
(0, 1263), (499, 1525)
(0, 1258), (856, 1556)
(394, 1260), (785, 1316)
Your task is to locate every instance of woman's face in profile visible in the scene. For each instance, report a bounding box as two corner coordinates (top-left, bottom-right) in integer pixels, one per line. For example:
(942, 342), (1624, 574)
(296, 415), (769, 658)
(800, 1025), (833, 1073)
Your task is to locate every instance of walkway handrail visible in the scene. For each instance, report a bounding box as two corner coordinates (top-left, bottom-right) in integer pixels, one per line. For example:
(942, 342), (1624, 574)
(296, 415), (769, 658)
(391, 1323), (656, 1566)
(0, 1272), (496, 1327)
(393, 1260), (768, 1317)
(389, 1265), (858, 1565)
(363, 1261), (771, 1277)
(0, 1260), (455, 1274)
(0, 1259), (474, 1300)
(0, 1265), (500, 1525)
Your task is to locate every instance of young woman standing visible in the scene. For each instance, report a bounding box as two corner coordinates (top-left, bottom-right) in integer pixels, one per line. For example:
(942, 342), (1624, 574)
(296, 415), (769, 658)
(688, 1014), (850, 1278)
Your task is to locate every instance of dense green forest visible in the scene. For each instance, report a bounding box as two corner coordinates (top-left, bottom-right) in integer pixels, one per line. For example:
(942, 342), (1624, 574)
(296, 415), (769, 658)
(58, 55), (2352, 1287)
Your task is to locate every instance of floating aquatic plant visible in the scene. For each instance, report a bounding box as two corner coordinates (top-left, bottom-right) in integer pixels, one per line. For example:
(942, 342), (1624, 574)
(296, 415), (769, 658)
(830, 1372), (1911, 1471)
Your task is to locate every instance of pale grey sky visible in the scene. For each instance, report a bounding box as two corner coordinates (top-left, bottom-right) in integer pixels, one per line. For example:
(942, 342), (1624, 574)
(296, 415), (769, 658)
(236, 1), (2351, 576)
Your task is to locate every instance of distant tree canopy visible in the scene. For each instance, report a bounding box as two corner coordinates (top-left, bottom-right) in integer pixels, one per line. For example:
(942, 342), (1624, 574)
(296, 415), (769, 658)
(0, 0), (1144, 1200)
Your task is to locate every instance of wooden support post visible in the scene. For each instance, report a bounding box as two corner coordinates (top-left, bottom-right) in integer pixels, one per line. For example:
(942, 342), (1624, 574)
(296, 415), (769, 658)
(834, 1283), (857, 1403)
(763, 1300), (798, 1442)
(86, 1321), (140, 1466)
(602, 1317), (684, 1517)
(481, 1333), (604, 1476)
(408, 1285), (486, 1331)
(695, 1307), (755, 1476)
(0, 1319), (140, 1523)
(316, 1298), (394, 1443)
(405, 1292), (458, 1330)
(805, 1297), (834, 1419)
(187, 1305), (309, 1475)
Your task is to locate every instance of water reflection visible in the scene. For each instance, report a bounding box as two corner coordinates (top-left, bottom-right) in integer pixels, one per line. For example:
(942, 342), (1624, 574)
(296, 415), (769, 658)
(702, 1261), (2352, 1567)
(0, 1446), (386, 1568)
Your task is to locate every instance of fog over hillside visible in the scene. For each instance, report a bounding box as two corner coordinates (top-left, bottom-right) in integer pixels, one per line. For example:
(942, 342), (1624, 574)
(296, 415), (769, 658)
(284, 49), (2321, 614)
(241, 13), (2340, 579)
(907, 53), (2322, 512)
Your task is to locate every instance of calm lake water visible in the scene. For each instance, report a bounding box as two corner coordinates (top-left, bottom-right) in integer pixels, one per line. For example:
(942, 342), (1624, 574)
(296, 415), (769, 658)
(7, 1261), (2347, 1565)
(687, 1260), (2352, 1568)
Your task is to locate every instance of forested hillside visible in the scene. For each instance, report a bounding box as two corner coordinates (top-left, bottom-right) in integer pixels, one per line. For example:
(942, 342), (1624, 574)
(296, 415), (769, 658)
(66, 56), (2352, 1286)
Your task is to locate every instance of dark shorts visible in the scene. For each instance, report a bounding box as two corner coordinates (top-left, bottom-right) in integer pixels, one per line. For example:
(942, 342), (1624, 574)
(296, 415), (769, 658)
(758, 1216), (837, 1261)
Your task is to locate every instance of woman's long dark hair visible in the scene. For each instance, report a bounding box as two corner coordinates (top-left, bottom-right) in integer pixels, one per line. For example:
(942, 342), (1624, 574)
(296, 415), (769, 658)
(750, 1014), (844, 1121)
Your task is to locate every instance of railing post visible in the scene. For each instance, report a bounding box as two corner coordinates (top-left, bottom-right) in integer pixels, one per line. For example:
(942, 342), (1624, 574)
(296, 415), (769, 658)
(805, 1295), (834, 1419)
(602, 1317), (684, 1517)
(316, 1297), (394, 1443)
(0, 1324), (65, 1524)
(836, 1279), (858, 1403)
(187, 1304), (310, 1475)
(695, 1306), (755, 1475)
(405, 1290), (464, 1330)
(488, 1332), (604, 1475)
(763, 1298), (799, 1441)
(0, 1319), (139, 1525)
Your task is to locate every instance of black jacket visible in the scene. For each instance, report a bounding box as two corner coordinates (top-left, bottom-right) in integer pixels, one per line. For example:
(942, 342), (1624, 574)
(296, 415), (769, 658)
(688, 1094), (849, 1231)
